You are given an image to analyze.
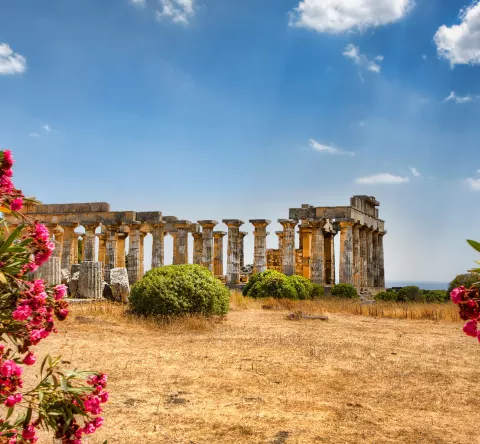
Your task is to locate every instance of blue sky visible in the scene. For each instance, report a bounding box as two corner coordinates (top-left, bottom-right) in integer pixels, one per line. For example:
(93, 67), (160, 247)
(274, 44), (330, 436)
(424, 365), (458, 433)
(1, 0), (480, 283)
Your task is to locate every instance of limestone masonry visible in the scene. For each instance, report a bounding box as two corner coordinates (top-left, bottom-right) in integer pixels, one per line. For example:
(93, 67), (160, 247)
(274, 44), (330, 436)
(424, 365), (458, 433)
(5, 196), (386, 298)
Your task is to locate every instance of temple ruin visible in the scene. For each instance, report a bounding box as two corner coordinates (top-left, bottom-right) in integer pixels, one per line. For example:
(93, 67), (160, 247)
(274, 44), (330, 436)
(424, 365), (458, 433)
(5, 195), (386, 298)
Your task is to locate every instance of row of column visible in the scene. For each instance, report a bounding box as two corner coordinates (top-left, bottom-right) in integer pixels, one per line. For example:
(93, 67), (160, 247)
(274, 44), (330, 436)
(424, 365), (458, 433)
(338, 221), (385, 288)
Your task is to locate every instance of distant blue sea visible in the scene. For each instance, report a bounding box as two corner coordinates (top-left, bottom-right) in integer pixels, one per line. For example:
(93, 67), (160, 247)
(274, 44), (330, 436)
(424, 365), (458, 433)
(387, 281), (448, 290)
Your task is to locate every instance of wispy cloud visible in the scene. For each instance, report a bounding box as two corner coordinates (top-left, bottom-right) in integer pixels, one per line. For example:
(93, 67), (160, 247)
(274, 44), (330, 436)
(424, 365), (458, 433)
(309, 139), (354, 156)
(29, 133), (40, 138)
(444, 91), (477, 104)
(129, 0), (146, 6)
(288, 0), (414, 34)
(156, 0), (195, 25)
(409, 167), (421, 177)
(422, 54), (427, 60)
(355, 173), (410, 185)
(465, 170), (480, 191)
(43, 124), (51, 132)
(434, 1), (480, 66)
(0, 43), (26, 75)
(343, 44), (383, 74)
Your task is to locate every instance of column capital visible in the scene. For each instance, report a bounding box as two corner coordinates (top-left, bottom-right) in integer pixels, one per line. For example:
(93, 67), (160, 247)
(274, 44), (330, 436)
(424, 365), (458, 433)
(59, 222), (79, 229)
(174, 220), (192, 230)
(150, 221), (166, 230)
(239, 231), (248, 239)
(308, 218), (326, 229)
(192, 232), (203, 239)
(249, 219), (271, 228)
(278, 219), (298, 229)
(198, 220), (218, 230)
(337, 219), (356, 229)
(223, 219), (244, 228)
(83, 223), (100, 232)
(378, 230), (387, 237)
(275, 231), (284, 238)
(213, 231), (227, 238)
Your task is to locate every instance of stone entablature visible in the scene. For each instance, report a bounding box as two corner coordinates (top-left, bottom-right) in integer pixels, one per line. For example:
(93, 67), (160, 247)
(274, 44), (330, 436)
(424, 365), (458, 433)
(8, 195), (386, 293)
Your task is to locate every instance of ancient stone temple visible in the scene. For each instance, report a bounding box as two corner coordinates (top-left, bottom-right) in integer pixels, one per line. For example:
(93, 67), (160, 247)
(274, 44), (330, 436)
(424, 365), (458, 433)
(5, 195), (386, 297)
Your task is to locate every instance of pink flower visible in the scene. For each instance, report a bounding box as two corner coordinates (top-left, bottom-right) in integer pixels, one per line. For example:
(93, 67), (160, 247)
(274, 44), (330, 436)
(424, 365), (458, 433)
(4, 393), (22, 407)
(22, 352), (36, 366)
(12, 305), (32, 321)
(10, 198), (23, 211)
(82, 421), (97, 435)
(0, 360), (22, 378)
(93, 417), (104, 429)
(450, 286), (466, 304)
(32, 280), (45, 293)
(54, 284), (67, 300)
(34, 252), (50, 266)
(3, 150), (14, 169)
(98, 391), (109, 403)
(22, 425), (36, 441)
(58, 308), (69, 319)
(463, 320), (478, 337)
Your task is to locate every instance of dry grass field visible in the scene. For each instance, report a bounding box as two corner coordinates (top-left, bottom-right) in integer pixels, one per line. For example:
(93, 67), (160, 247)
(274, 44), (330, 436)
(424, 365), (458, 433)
(34, 295), (480, 444)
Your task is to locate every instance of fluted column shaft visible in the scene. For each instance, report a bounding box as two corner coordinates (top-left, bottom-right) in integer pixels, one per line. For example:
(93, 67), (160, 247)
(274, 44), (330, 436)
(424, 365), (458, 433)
(279, 219), (297, 276)
(223, 220), (244, 286)
(300, 225), (312, 279)
(199, 221), (218, 273)
(116, 234), (126, 268)
(83, 224), (98, 262)
(276, 231), (284, 271)
(360, 227), (368, 287)
(104, 226), (119, 283)
(127, 225), (141, 284)
(324, 233), (336, 285)
(366, 228), (374, 287)
(139, 232), (146, 276)
(250, 220), (270, 274)
(372, 231), (379, 287)
(309, 219), (326, 285)
(192, 233), (203, 265)
(213, 231), (226, 276)
(73, 233), (81, 265)
(174, 222), (190, 265)
(339, 221), (354, 285)
(151, 223), (165, 269)
(61, 226), (76, 271)
(378, 232), (386, 288)
(353, 225), (361, 288)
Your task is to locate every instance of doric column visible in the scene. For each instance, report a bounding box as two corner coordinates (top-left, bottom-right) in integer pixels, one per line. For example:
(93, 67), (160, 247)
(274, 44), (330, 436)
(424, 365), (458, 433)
(97, 233), (106, 264)
(104, 225), (120, 283)
(222, 219), (244, 286)
(73, 233), (81, 265)
(250, 219), (270, 274)
(359, 227), (368, 287)
(239, 232), (247, 270)
(366, 228), (374, 287)
(372, 231), (379, 287)
(52, 226), (64, 259)
(198, 220), (218, 272)
(278, 219), (297, 276)
(353, 224), (361, 288)
(174, 221), (191, 265)
(192, 232), (203, 265)
(139, 231), (147, 277)
(60, 225), (76, 271)
(338, 220), (354, 285)
(276, 231), (284, 271)
(78, 261), (102, 299)
(309, 219), (325, 285)
(324, 232), (336, 285)
(151, 222), (166, 269)
(116, 233), (127, 268)
(82, 224), (98, 262)
(170, 232), (178, 264)
(127, 224), (141, 284)
(378, 232), (386, 288)
(300, 223), (312, 279)
(213, 231), (226, 276)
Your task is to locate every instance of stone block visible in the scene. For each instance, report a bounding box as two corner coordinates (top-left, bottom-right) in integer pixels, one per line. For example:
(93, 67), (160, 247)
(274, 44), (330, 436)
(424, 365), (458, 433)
(71, 264), (81, 275)
(61, 269), (70, 285)
(34, 256), (61, 286)
(68, 272), (80, 298)
(78, 261), (102, 299)
(110, 268), (130, 303)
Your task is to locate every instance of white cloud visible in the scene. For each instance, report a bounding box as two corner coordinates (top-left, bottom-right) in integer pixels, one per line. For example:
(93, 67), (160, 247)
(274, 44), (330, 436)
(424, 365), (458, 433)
(444, 91), (475, 103)
(422, 54), (427, 60)
(309, 139), (354, 156)
(409, 167), (421, 177)
(355, 173), (410, 185)
(156, 0), (195, 25)
(130, 0), (146, 6)
(289, 0), (414, 34)
(434, 1), (480, 66)
(29, 132), (40, 138)
(43, 124), (51, 132)
(465, 177), (480, 190)
(343, 44), (383, 74)
(0, 43), (26, 75)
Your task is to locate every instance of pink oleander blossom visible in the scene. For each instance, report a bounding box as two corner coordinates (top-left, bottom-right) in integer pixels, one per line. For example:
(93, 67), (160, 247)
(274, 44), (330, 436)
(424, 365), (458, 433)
(4, 393), (22, 407)
(54, 284), (67, 300)
(10, 198), (23, 211)
(22, 424), (37, 442)
(3, 150), (13, 169)
(22, 352), (36, 366)
(0, 360), (22, 378)
(12, 305), (32, 321)
(463, 320), (478, 337)
(451, 286), (465, 304)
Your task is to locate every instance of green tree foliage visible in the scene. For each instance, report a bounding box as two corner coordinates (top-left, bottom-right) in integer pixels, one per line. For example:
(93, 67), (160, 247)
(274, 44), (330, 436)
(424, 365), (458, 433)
(448, 273), (480, 296)
(396, 285), (424, 302)
(130, 264), (230, 317)
(330, 283), (358, 299)
(375, 290), (397, 301)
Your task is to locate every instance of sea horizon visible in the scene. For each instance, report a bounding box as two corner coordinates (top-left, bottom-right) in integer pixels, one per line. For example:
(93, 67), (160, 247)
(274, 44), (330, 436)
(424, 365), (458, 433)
(386, 281), (448, 290)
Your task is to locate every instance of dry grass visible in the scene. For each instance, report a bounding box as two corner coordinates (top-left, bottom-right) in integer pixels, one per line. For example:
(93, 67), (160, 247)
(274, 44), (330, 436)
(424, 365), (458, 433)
(32, 295), (480, 444)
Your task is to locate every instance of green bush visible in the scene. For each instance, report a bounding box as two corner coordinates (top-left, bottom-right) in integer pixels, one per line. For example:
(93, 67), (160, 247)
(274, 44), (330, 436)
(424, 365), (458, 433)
(330, 283), (358, 299)
(310, 283), (325, 298)
(447, 273), (480, 296)
(375, 291), (397, 301)
(423, 289), (448, 303)
(129, 264), (229, 317)
(288, 275), (313, 300)
(396, 286), (424, 302)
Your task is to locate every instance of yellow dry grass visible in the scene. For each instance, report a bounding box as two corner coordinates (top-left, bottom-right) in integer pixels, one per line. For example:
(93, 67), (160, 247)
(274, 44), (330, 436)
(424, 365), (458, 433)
(33, 295), (480, 444)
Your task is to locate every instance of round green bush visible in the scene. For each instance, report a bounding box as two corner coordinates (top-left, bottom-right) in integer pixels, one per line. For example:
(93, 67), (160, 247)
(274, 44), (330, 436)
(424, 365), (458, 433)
(247, 270), (298, 299)
(447, 273), (480, 296)
(423, 289), (448, 303)
(330, 283), (358, 299)
(129, 264), (230, 317)
(375, 291), (397, 301)
(310, 283), (325, 298)
(288, 275), (313, 300)
(396, 286), (424, 302)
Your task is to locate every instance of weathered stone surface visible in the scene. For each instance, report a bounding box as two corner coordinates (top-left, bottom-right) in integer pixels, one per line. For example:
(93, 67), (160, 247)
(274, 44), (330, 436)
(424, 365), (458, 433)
(61, 268), (70, 285)
(222, 220), (244, 286)
(34, 256), (61, 286)
(68, 272), (80, 298)
(198, 220), (218, 273)
(71, 264), (81, 275)
(102, 282), (113, 300)
(78, 261), (102, 299)
(278, 219), (297, 276)
(110, 268), (130, 303)
(250, 220), (270, 274)
(213, 231), (226, 276)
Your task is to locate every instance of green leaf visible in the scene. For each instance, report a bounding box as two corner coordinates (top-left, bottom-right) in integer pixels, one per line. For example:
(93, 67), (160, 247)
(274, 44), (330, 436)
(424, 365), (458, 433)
(467, 239), (480, 253)
(6, 407), (14, 420)
(60, 375), (68, 392)
(0, 225), (24, 255)
(24, 407), (32, 426)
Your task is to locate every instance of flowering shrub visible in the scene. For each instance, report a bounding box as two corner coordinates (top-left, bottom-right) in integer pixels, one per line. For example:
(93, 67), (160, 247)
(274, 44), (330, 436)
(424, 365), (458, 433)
(0, 150), (108, 443)
(450, 239), (480, 343)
